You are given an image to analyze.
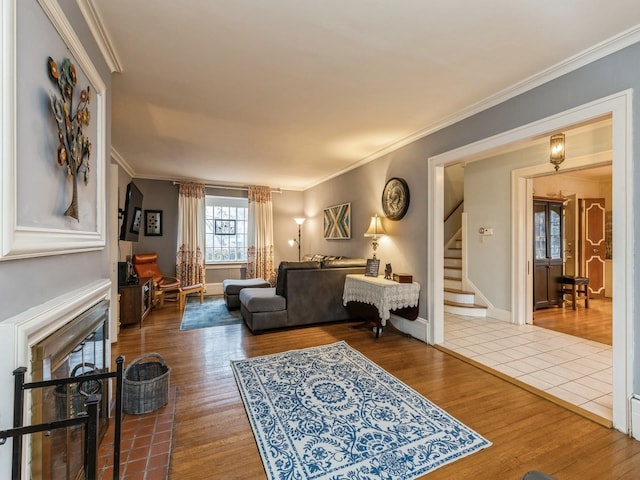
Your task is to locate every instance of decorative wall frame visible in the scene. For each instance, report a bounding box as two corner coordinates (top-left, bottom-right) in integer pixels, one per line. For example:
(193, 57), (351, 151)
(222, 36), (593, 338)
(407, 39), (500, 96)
(215, 219), (236, 235)
(323, 202), (351, 239)
(0, 0), (106, 260)
(144, 210), (162, 236)
(382, 177), (410, 220)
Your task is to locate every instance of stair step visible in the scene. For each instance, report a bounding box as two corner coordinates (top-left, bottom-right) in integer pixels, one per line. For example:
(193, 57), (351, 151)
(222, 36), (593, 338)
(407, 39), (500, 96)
(444, 300), (486, 309)
(444, 266), (462, 279)
(444, 277), (462, 290)
(444, 257), (462, 267)
(444, 287), (474, 295)
(444, 300), (487, 317)
(444, 288), (476, 304)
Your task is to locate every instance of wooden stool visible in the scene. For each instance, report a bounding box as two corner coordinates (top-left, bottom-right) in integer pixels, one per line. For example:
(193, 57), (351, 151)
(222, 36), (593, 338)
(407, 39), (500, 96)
(178, 283), (205, 310)
(561, 276), (589, 310)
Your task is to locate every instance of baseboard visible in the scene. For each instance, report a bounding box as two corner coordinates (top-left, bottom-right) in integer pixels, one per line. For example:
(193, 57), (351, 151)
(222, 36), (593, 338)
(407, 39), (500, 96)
(632, 395), (640, 440)
(206, 282), (223, 296)
(486, 306), (511, 322)
(389, 315), (428, 342)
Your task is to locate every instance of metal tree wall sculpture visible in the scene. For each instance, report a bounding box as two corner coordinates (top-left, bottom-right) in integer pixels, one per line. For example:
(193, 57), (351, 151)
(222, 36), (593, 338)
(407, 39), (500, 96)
(47, 56), (92, 221)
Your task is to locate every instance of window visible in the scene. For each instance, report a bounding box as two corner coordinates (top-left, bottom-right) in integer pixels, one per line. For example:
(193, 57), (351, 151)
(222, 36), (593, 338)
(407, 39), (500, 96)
(205, 196), (248, 263)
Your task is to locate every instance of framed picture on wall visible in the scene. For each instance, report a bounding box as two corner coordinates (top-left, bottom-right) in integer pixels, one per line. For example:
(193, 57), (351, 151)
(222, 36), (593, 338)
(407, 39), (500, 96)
(215, 219), (236, 235)
(144, 210), (162, 236)
(323, 203), (351, 239)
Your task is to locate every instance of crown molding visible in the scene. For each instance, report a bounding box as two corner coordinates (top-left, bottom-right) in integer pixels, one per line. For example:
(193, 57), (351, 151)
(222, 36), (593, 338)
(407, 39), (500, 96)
(76, 0), (122, 73)
(304, 24), (640, 191)
(110, 146), (135, 177)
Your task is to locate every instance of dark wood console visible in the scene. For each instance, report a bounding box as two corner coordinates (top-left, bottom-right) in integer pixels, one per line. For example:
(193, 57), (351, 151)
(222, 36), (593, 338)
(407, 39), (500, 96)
(119, 276), (153, 327)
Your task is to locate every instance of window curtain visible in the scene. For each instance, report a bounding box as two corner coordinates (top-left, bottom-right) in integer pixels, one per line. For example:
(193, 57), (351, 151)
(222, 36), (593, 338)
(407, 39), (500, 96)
(247, 185), (276, 284)
(177, 182), (206, 286)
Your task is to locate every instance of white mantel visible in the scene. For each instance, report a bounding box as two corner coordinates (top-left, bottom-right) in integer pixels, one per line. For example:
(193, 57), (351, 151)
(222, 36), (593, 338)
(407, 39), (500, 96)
(0, 279), (112, 476)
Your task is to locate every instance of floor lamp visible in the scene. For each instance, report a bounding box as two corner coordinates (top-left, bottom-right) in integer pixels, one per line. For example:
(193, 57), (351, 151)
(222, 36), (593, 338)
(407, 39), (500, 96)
(288, 217), (305, 261)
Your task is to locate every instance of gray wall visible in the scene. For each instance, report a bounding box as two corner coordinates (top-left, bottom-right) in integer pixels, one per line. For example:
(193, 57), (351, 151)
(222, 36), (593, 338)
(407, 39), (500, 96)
(463, 125), (613, 310)
(303, 42), (640, 390)
(115, 179), (305, 284)
(0, 1), (111, 474)
(129, 179), (179, 276)
(0, 0), (112, 321)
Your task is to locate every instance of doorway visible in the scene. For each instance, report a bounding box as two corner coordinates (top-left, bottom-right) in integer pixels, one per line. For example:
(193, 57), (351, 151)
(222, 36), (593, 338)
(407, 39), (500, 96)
(530, 166), (613, 344)
(427, 90), (633, 434)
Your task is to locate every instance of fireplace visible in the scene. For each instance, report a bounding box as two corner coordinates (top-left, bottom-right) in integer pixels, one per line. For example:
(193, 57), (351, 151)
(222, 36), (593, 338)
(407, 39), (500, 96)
(0, 280), (113, 479)
(30, 300), (109, 480)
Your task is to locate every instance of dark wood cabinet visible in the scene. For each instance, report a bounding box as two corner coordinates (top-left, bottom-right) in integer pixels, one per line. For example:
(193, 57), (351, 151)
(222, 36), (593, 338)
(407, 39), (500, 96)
(119, 276), (153, 327)
(533, 199), (564, 310)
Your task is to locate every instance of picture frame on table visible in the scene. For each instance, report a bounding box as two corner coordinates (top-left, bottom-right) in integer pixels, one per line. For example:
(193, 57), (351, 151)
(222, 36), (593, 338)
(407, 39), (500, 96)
(365, 259), (380, 277)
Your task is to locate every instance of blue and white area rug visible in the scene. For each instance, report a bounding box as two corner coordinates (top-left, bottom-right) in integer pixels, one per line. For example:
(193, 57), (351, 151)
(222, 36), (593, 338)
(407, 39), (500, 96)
(231, 341), (491, 480)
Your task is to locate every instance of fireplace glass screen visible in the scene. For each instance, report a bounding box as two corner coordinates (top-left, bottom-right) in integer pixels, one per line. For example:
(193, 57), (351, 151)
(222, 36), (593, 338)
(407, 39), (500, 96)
(31, 300), (109, 480)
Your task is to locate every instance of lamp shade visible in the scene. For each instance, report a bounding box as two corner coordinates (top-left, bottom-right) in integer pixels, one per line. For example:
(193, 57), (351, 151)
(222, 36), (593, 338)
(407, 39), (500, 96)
(550, 133), (565, 171)
(364, 214), (386, 238)
(294, 217), (306, 225)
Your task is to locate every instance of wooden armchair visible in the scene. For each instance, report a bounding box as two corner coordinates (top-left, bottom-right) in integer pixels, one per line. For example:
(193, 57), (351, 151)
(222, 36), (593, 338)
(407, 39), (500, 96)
(132, 253), (181, 307)
(132, 253), (204, 309)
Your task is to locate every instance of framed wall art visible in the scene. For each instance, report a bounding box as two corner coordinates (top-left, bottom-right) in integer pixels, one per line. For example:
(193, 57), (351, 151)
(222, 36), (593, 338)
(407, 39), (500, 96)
(323, 203), (351, 239)
(0, 0), (107, 260)
(382, 177), (410, 220)
(215, 219), (236, 235)
(144, 210), (162, 236)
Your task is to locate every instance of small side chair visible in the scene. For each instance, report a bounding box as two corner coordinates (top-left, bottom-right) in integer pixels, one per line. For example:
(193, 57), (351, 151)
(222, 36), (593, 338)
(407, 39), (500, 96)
(132, 253), (181, 307)
(132, 253), (205, 309)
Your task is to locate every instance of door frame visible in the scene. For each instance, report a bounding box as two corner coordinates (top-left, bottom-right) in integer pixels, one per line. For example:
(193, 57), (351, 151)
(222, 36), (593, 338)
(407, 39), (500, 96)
(427, 89), (633, 434)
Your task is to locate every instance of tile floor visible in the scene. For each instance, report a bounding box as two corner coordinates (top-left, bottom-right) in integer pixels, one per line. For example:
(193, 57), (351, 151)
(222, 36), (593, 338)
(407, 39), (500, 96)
(97, 386), (177, 480)
(441, 313), (612, 421)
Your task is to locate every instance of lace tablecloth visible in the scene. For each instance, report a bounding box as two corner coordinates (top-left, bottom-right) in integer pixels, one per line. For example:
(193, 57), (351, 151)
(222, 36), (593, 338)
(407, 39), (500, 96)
(343, 274), (420, 324)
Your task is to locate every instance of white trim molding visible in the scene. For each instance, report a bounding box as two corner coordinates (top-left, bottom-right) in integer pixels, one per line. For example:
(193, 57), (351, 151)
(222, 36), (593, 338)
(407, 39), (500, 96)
(428, 89), (634, 435)
(76, 0), (123, 73)
(0, 0), (107, 260)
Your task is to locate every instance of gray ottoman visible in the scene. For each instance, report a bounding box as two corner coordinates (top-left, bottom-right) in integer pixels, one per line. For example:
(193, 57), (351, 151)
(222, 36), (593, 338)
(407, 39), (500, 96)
(222, 278), (270, 309)
(239, 288), (287, 333)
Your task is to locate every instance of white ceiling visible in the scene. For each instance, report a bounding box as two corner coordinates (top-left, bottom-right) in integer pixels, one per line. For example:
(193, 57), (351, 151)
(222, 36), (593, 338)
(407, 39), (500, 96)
(87, 0), (640, 190)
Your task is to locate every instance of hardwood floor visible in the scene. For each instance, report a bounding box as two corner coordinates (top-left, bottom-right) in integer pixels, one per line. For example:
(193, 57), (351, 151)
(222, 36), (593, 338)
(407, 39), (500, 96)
(533, 298), (612, 345)
(111, 300), (640, 479)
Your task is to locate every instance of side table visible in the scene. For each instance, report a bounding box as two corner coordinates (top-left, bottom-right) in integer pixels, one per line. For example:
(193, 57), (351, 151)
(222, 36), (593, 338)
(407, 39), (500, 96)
(119, 276), (154, 328)
(343, 274), (420, 339)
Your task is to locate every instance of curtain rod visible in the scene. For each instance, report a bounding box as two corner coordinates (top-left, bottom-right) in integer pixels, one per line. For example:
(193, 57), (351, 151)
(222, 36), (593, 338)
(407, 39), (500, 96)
(173, 182), (282, 193)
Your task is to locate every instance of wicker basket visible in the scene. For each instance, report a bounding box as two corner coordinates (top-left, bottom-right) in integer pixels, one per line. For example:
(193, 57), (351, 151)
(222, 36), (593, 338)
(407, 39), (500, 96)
(123, 353), (170, 415)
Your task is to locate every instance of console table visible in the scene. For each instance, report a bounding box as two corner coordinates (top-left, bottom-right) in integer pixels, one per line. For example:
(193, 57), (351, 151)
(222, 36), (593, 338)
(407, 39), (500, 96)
(343, 274), (420, 339)
(119, 276), (154, 328)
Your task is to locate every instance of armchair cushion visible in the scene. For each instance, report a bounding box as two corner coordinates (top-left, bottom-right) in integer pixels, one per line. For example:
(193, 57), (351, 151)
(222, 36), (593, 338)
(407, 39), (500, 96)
(132, 253), (180, 291)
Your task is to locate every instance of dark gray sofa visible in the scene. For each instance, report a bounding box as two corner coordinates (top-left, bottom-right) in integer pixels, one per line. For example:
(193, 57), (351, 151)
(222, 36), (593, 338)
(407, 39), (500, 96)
(239, 258), (367, 333)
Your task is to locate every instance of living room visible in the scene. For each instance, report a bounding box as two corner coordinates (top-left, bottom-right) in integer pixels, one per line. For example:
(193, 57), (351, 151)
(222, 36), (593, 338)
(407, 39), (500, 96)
(2, 1), (640, 479)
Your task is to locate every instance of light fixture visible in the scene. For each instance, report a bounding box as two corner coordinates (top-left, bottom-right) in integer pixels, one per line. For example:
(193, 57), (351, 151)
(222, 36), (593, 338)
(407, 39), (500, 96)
(288, 217), (305, 261)
(364, 214), (386, 259)
(549, 133), (565, 171)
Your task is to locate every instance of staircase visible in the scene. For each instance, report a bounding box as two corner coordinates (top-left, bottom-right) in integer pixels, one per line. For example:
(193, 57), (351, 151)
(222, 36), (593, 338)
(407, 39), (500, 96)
(443, 234), (487, 317)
